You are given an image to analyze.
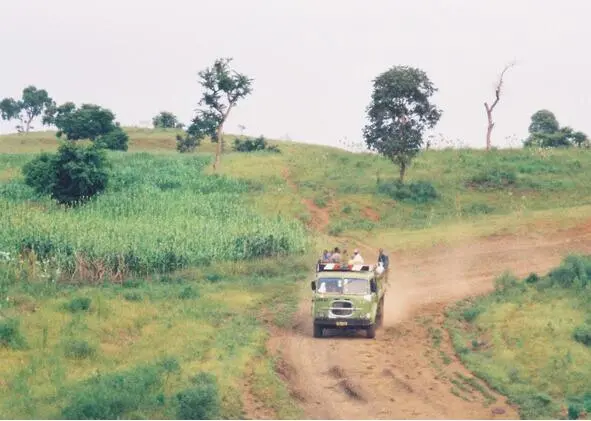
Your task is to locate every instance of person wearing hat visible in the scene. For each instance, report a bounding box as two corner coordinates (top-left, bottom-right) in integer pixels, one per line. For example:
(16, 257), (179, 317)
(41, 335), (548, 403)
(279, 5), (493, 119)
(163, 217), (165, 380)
(350, 248), (364, 264)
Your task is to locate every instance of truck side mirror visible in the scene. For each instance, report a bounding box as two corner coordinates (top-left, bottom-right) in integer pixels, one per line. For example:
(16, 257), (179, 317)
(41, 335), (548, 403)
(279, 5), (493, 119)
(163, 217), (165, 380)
(311, 281), (316, 291)
(370, 279), (377, 293)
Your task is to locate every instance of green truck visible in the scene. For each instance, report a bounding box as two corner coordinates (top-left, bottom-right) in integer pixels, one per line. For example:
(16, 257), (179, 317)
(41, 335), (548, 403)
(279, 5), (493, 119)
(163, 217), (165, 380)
(310, 262), (387, 338)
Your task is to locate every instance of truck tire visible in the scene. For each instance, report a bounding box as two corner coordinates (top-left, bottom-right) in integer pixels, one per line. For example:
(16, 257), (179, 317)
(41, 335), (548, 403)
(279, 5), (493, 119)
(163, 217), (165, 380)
(313, 323), (323, 338)
(366, 323), (376, 339)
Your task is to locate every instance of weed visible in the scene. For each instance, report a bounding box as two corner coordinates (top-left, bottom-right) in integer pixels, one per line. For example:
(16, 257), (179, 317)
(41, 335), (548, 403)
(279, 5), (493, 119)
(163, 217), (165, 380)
(176, 372), (221, 420)
(63, 339), (96, 359)
(123, 291), (143, 302)
(377, 180), (438, 204)
(178, 286), (199, 300)
(66, 297), (91, 313)
(61, 363), (165, 419)
(0, 318), (27, 349)
(573, 324), (591, 346)
(467, 167), (517, 190)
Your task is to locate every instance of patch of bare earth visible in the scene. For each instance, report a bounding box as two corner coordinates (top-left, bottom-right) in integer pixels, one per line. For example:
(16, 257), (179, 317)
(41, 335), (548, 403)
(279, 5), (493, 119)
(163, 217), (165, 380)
(281, 167), (332, 232)
(261, 217), (591, 419)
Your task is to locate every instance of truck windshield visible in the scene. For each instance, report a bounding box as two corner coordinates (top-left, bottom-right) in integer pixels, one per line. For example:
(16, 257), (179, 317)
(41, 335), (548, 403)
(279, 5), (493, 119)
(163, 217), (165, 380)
(317, 277), (369, 295)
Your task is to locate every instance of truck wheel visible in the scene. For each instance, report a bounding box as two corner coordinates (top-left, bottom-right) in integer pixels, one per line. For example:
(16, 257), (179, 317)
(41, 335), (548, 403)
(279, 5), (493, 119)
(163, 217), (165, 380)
(313, 323), (323, 338)
(366, 324), (376, 339)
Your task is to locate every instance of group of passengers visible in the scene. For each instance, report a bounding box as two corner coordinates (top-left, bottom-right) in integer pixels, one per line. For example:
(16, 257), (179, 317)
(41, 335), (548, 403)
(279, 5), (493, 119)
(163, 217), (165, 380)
(320, 247), (389, 270)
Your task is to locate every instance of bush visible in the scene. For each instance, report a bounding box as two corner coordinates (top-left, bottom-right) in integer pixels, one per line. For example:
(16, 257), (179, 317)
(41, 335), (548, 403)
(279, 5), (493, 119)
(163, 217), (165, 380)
(463, 203), (495, 215)
(0, 318), (27, 349)
(233, 135), (280, 153)
(66, 297), (91, 313)
(21, 153), (54, 196)
(377, 180), (438, 204)
(95, 126), (129, 151)
(494, 271), (520, 293)
(64, 339), (96, 359)
(548, 254), (591, 288)
(176, 133), (200, 153)
(178, 286), (199, 300)
(61, 364), (165, 419)
(462, 305), (482, 322)
(23, 142), (109, 205)
(573, 324), (591, 346)
(524, 272), (540, 284)
(467, 167), (517, 190)
(176, 372), (221, 420)
(205, 273), (222, 283)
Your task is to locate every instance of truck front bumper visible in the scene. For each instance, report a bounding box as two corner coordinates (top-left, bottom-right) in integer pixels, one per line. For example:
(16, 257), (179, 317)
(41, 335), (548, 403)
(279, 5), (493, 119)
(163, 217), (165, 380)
(313, 318), (372, 329)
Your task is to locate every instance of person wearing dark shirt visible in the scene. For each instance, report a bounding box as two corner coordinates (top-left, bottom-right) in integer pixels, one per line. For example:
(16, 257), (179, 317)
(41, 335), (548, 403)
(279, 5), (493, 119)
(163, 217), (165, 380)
(377, 248), (389, 269)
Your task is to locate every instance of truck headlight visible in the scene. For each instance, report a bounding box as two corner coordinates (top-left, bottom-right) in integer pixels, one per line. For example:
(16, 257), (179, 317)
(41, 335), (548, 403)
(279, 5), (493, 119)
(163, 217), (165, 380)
(365, 313), (370, 319)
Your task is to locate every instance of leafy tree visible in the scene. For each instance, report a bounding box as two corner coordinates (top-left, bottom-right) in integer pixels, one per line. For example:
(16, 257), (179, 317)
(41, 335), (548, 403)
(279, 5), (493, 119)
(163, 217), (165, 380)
(0, 85), (54, 133)
(528, 109), (559, 135)
(177, 58), (253, 170)
(363, 65), (442, 182)
(23, 142), (109, 205)
(152, 111), (182, 129)
(43, 102), (117, 141)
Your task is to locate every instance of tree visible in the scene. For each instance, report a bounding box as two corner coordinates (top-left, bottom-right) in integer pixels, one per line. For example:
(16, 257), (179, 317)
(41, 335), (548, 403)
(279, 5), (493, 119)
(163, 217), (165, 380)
(362, 65), (442, 182)
(484, 62), (516, 150)
(23, 142), (109, 206)
(43, 102), (128, 150)
(152, 111), (182, 129)
(43, 102), (116, 141)
(528, 109), (559, 135)
(0, 85), (54, 133)
(177, 58), (253, 170)
(523, 109), (589, 148)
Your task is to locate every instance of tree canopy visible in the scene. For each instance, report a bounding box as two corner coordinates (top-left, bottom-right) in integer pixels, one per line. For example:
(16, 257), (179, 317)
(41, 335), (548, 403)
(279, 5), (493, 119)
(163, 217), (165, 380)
(42, 102), (129, 151)
(363, 65), (442, 182)
(0, 85), (54, 133)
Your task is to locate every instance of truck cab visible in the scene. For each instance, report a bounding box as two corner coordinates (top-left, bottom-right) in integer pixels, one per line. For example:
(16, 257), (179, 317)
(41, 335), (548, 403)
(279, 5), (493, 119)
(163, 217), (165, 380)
(310, 262), (386, 338)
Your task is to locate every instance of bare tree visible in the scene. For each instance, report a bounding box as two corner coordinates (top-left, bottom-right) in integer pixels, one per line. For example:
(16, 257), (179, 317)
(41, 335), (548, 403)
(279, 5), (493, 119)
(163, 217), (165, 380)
(484, 61), (516, 151)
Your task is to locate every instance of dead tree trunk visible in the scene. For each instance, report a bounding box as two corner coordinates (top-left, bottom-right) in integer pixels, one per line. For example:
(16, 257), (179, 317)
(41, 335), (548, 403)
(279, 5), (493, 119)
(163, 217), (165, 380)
(484, 62), (515, 151)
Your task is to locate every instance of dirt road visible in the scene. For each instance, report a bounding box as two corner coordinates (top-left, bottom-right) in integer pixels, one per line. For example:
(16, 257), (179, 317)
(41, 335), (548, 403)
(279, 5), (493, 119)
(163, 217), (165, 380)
(265, 219), (591, 419)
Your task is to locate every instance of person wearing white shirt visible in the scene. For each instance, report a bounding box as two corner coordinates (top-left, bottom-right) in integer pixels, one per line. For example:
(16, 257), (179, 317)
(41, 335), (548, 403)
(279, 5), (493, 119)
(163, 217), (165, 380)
(350, 248), (364, 264)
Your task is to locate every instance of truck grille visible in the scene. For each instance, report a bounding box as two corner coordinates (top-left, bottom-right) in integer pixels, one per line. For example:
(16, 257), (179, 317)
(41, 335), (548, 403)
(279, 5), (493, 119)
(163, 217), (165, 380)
(330, 300), (354, 317)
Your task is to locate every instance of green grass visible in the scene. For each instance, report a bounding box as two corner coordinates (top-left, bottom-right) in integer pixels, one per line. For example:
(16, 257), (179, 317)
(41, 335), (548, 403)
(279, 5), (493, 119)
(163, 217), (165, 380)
(0, 257), (308, 419)
(446, 254), (591, 419)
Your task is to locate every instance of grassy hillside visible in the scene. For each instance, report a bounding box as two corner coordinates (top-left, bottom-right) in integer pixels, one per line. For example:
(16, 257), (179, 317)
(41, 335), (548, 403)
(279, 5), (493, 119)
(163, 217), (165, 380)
(447, 255), (591, 420)
(1, 127), (591, 418)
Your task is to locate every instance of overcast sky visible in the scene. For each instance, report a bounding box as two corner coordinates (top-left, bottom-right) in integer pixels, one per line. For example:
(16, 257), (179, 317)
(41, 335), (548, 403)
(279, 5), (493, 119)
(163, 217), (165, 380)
(1, 0), (589, 149)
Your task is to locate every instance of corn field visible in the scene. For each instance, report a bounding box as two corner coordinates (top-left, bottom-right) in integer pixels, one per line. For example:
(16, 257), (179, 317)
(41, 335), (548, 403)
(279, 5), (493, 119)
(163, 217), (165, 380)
(0, 153), (309, 279)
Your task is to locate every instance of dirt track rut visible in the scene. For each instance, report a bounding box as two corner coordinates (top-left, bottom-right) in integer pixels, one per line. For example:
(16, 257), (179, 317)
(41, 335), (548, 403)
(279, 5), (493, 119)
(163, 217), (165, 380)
(266, 219), (591, 419)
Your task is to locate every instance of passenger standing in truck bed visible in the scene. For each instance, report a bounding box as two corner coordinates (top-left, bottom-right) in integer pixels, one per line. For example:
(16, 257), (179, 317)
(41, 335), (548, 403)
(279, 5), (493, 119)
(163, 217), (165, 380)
(330, 247), (341, 262)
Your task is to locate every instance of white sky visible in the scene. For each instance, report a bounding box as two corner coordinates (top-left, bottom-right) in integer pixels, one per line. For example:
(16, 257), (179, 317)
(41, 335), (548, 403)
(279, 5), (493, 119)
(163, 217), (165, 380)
(1, 0), (590, 148)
